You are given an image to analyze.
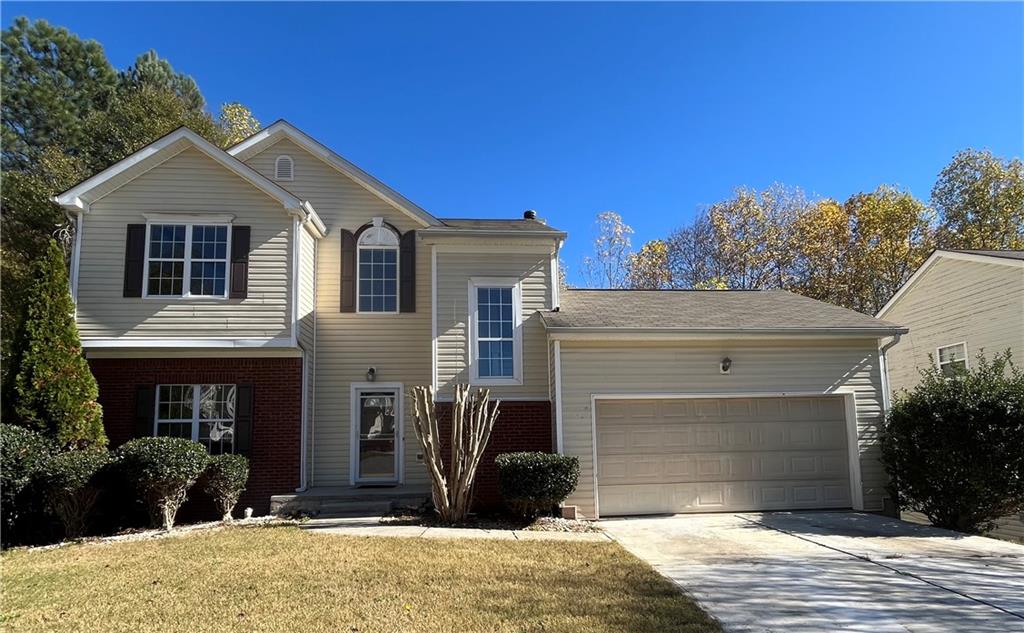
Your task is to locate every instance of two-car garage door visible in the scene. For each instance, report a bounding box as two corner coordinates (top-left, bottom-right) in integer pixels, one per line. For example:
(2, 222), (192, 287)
(596, 396), (852, 516)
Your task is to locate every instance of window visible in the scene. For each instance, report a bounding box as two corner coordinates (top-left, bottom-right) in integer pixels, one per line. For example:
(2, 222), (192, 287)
(937, 342), (968, 376)
(274, 155), (293, 180)
(357, 218), (399, 313)
(155, 384), (237, 454)
(146, 223), (229, 297)
(469, 279), (522, 383)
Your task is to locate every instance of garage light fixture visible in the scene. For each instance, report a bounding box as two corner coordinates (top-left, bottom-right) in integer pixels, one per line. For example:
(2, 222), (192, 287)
(720, 357), (732, 374)
(366, 367), (377, 382)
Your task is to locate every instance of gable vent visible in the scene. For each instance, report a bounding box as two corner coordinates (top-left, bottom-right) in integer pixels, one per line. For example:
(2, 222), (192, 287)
(274, 155), (294, 181)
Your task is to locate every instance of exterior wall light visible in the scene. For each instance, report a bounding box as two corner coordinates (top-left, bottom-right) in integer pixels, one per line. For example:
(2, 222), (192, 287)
(366, 367), (377, 382)
(720, 357), (732, 374)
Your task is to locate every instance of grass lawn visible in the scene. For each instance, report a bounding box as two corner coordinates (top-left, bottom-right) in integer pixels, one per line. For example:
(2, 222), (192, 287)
(2, 524), (721, 633)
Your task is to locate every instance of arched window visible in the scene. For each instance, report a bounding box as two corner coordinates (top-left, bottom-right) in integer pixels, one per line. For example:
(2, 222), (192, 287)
(274, 155), (294, 181)
(357, 217), (400, 313)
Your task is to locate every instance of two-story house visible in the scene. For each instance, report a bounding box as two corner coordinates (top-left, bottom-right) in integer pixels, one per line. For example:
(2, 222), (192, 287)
(56, 121), (906, 519)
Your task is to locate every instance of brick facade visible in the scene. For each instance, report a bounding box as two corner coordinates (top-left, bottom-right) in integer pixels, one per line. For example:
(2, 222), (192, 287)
(88, 357), (302, 516)
(435, 400), (554, 509)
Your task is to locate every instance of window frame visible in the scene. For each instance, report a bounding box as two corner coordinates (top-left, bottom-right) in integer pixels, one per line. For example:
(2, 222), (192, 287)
(467, 277), (523, 386)
(356, 220), (400, 315)
(154, 383), (237, 454)
(936, 341), (969, 376)
(142, 217), (233, 300)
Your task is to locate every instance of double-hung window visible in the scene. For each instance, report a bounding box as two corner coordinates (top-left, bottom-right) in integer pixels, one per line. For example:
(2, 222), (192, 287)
(936, 342), (968, 376)
(469, 279), (522, 384)
(146, 223), (229, 298)
(357, 218), (399, 313)
(155, 384), (237, 454)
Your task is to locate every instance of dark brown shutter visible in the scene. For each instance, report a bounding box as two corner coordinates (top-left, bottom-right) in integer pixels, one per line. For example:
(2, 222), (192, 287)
(340, 229), (356, 312)
(229, 226), (251, 299)
(400, 230), (416, 313)
(235, 384), (254, 455)
(123, 224), (146, 297)
(134, 385), (156, 437)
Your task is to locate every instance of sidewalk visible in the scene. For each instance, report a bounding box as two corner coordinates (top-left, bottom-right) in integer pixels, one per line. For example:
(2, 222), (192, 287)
(301, 517), (613, 542)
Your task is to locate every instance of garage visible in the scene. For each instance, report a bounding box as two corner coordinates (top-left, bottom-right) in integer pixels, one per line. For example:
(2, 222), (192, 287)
(595, 396), (853, 516)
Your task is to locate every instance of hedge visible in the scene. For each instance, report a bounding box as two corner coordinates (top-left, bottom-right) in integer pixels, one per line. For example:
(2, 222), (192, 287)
(495, 452), (580, 519)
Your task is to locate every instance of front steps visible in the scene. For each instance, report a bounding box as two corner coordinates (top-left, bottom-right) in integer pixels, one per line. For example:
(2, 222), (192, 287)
(271, 486), (430, 518)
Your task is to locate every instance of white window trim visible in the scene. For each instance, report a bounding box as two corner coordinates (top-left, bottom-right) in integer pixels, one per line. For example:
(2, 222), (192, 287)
(153, 383), (236, 452)
(936, 341), (969, 373)
(142, 220), (233, 300)
(275, 155), (294, 181)
(356, 218), (400, 315)
(349, 382), (404, 485)
(467, 276), (523, 386)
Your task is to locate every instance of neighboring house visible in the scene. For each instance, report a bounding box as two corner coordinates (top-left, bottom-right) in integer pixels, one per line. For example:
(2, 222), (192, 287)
(877, 249), (1024, 542)
(55, 121), (906, 519)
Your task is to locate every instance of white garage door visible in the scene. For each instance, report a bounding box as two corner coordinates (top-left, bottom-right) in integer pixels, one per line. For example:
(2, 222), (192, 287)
(596, 396), (852, 516)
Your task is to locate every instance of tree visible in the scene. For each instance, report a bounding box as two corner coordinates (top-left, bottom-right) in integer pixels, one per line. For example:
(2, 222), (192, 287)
(409, 384), (500, 523)
(219, 102), (261, 146)
(790, 198), (854, 307)
(932, 149), (1024, 250)
(882, 351), (1024, 534)
(1, 17), (118, 170)
(7, 240), (105, 449)
(665, 211), (724, 289)
(628, 239), (672, 289)
(120, 49), (204, 112)
(582, 211), (633, 288)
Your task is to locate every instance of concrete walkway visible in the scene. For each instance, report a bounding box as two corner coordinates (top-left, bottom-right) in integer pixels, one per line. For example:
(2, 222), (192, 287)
(301, 516), (612, 542)
(602, 511), (1024, 633)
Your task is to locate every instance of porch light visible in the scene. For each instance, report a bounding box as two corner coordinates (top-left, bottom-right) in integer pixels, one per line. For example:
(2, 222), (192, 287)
(720, 357), (732, 374)
(366, 367), (377, 382)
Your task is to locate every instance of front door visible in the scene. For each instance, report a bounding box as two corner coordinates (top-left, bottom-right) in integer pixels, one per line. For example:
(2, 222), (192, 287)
(352, 386), (401, 484)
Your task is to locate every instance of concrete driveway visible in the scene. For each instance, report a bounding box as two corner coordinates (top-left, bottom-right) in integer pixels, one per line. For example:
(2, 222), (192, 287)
(601, 512), (1024, 633)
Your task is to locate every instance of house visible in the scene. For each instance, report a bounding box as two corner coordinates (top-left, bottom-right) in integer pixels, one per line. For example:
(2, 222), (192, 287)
(55, 121), (907, 519)
(876, 249), (1024, 542)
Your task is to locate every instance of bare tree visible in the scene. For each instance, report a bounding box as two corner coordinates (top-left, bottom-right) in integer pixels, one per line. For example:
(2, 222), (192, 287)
(581, 211), (633, 288)
(409, 384), (500, 523)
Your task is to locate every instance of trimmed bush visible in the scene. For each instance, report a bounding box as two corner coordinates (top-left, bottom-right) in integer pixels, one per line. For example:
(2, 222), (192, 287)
(115, 437), (209, 530)
(882, 351), (1024, 534)
(203, 454), (249, 521)
(38, 448), (109, 538)
(496, 452), (580, 519)
(1, 424), (55, 543)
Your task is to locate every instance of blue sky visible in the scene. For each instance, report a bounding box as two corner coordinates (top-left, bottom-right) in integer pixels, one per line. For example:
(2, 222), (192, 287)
(6, 2), (1022, 283)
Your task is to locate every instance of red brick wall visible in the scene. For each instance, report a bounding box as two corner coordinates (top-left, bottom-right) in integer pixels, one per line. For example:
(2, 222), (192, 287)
(88, 357), (302, 516)
(435, 400), (553, 510)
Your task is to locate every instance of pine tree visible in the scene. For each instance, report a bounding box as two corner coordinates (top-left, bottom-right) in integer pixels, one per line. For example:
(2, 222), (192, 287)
(8, 240), (105, 448)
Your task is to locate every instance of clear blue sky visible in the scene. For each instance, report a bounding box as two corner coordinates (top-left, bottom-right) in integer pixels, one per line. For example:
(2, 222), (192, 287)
(7, 2), (1023, 283)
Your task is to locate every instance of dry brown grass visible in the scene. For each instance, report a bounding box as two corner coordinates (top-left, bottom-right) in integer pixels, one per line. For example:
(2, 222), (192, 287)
(2, 524), (721, 633)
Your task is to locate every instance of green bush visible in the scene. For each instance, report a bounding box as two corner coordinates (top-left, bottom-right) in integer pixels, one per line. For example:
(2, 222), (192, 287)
(882, 351), (1024, 534)
(495, 452), (580, 519)
(203, 454), (249, 521)
(115, 437), (209, 530)
(1, 423), (55, 543)
(38, 448), (109, 538)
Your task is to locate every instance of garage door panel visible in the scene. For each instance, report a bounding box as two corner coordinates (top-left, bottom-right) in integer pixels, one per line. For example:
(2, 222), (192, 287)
(597, 397), (852, 515)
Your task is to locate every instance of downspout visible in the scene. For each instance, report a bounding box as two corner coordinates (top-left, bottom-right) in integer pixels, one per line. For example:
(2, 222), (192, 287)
(879, 333), (902, 415)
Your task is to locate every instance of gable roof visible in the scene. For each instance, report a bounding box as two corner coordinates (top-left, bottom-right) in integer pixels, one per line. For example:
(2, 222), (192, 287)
(53, 127), (326, 237)
(422, 217), (566, 239)
(876, 249), (1024, 318)
(544, 289), (906, 337)
(227, 120), (442, 227)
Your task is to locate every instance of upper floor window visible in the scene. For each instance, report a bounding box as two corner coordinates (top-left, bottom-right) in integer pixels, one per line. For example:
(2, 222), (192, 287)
(357, 218), (399, 313)
(146, 223), (229, 298)
(274, 155), (293, 181)
(469, 278), (522, 384)
(937, 342), (968, 376)
(155, 384), (236, 454)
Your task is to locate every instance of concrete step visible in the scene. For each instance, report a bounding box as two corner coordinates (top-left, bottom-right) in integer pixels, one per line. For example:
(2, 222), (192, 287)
(318, 500), (393, 518)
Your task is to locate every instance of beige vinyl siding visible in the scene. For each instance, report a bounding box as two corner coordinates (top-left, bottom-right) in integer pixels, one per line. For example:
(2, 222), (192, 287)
(245, 138), (431, 487)
(556, 339), (886, 518)
(433, 249), (552, 400)
(76, 147), (293, 342)
(883, 257), (1024, 394)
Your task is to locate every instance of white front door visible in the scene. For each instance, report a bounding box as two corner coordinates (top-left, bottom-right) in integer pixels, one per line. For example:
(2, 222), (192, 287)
(351, 384), (402, 484)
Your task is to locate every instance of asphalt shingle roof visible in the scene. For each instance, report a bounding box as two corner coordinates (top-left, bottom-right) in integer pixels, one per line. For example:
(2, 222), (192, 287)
(434, 218), (564, 234)
(543, 289), (905, 332)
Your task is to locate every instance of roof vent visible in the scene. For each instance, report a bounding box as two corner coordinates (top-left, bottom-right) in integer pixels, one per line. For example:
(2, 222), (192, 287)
(523, 209), (537, 220)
